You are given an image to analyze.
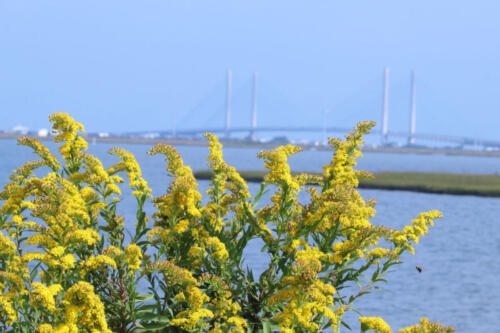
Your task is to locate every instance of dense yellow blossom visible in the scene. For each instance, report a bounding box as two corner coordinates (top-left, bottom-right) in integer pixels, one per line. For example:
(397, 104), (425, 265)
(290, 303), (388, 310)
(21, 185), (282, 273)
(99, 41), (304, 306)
(109, 147), (152, 198)
(359, 316), (393, 333)
(205, 236), (229, 261)
(204, 277), (247, 333)
(49, 112), (87, 161)
(124, 243), (142, 272)
(257, 145), (302, 196)
(63, 281), (111, 333)
(392, 211), (443, 255)
(17, 136), (60, 171)
(269, 247), (337, 331)
(0, 234), (16, 257)
(0, 295), (17, 325)
(81, 153), (111, 185)
(173, 219), (190, 234)
(31, 283), (63, 313)
(64, 228), (100, 247)
(204, 133), (250, 201)
(152, 260), (197, 286)
(170, 285), (214, 331)
(148, 144), (202, 219)
(80, 255), (117, 276)
(398, 318), (455, 333)
(34, 246), (77, 270)
(103, 245), (122, 257)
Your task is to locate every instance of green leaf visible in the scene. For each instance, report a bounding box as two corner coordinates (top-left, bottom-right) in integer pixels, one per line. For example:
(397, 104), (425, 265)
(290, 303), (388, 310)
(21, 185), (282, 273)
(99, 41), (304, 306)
(135, 321), (171, 332)
(261, 320), (272, 333)
(135, 304), (160, 313)
(135, 293), (154, 302)
(340, 320), (352, 330)
(137, 312), (171, 323)
(253, 183), (267, 208)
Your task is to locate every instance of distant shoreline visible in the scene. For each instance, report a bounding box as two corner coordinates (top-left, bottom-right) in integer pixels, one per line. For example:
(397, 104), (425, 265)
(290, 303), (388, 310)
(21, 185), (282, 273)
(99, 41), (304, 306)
(194, 170), (500, 197)
(2, 134), (500, 157)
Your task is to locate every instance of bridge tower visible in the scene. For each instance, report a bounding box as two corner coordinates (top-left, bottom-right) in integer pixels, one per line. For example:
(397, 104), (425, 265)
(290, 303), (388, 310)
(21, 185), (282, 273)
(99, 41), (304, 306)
(408, 70), (416, 145)
(250, 72), (258, 141)
(225, 69), (232, 138)
(381, 67), (390, 145)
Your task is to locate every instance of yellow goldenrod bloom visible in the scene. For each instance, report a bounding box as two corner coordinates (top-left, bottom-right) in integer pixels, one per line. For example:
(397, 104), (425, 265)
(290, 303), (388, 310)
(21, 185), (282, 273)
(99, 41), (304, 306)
(124, 243), (142, 272)
(30, 283), (63, 313)
(398, 317), (455, 333)
(49, 112), (87, 161)
(63, 281), (111, 333)
(359, 316), (393, 333)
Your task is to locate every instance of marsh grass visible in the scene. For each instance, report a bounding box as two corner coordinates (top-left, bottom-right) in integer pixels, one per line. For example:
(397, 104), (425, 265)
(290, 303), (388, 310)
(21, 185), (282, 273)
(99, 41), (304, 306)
(195, 170), (500, 197)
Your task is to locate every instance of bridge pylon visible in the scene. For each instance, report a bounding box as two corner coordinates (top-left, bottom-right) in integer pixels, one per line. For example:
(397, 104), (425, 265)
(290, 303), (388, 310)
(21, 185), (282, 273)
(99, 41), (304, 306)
(225, 69), (232, 138)
(408, 70), (417, 145)
(381, 67), (390, 145)
(250, 72), (258, 141)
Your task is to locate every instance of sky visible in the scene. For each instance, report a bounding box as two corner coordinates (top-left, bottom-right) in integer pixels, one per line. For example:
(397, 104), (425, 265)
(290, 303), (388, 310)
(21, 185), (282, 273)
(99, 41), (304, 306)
(0, 1), (499, 142)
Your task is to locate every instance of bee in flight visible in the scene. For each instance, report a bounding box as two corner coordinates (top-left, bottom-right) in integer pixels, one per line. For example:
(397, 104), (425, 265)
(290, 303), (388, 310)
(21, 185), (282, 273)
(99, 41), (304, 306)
(416, 266), (423, 273)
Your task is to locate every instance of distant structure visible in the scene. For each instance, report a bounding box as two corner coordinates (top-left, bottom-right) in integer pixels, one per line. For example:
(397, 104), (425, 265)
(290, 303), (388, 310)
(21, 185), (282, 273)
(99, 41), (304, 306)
(381, 68), (418, 146)
(37, 128), (49, 137)
(225, 69), (232, 138)
(12, 125), (28, 135)
(381, 67), (390, 145)
(408, 70), (417, 145)
(250, 72), (258, 141)
(322, 108), (329, 145)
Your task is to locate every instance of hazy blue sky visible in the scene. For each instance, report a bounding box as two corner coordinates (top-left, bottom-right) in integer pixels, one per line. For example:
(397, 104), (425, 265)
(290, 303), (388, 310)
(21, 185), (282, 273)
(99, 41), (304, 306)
(1, 1), (499, 141)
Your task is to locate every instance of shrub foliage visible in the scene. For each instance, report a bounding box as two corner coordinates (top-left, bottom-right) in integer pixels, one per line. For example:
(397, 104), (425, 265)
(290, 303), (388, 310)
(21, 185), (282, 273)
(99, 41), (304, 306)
(0, 113), (453, 332)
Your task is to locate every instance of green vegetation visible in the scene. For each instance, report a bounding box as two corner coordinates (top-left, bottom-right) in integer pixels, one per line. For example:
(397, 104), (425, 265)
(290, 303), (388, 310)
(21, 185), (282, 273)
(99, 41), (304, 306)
(194, 170), (500, 197)
(1, 116), (454, 332)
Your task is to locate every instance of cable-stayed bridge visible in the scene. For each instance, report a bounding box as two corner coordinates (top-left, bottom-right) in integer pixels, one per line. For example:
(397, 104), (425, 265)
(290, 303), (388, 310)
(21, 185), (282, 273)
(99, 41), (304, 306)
(136, 127), (500, 148)
(127, 70), (500, 149)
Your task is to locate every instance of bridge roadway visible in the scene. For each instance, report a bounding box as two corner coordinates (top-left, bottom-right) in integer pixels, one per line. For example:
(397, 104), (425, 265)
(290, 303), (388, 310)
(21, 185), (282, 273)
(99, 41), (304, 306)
(129, 126), (500, 148)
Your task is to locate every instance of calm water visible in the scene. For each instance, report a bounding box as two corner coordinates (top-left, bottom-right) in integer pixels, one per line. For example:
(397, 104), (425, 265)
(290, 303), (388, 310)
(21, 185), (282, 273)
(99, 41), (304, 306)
(1, 139), (500, 332)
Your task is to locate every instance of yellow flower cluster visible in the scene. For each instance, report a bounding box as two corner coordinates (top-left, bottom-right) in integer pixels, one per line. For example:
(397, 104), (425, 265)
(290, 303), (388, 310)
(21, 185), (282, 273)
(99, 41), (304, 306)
(49, 112), (87, 161)
(398, 317), (456, 333)
(0, 295), (17, 325)
(78, 153), (124, 202)
(268, 246), (338, 331)
(359, 316), (393, 333)
(17, 137), (60, 171)
(32, 282), (112, 332)
(80, 254), (117, 277)
(203, 133), (252, 236)
(257, 145), (302, 198)
(170, 285), (214, 330)
(124, 243), (142, 272)
(205, 133), (250, 201)
(23, 247), (76, 275)
(205, 236), (229, 261)
(366, 247), (396, 264)
(200, 275), (247, 333)
(323, 121), (374, 188)
(0, 234), (16, 258)
(152, 260), (197, 286)
(109, 147), (152, 198)
(61, 281), (112, 333)
(65, 228), (100, 247)
(149, 144), (202, 219)
(30, 283), (62, 313)
(391, 210), (443, 255)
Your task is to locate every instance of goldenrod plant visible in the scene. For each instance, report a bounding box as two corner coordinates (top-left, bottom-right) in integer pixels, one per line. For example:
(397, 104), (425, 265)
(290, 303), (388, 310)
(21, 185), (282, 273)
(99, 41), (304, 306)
(397, 318), (455, 333)
(0, 113), (454, 332)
